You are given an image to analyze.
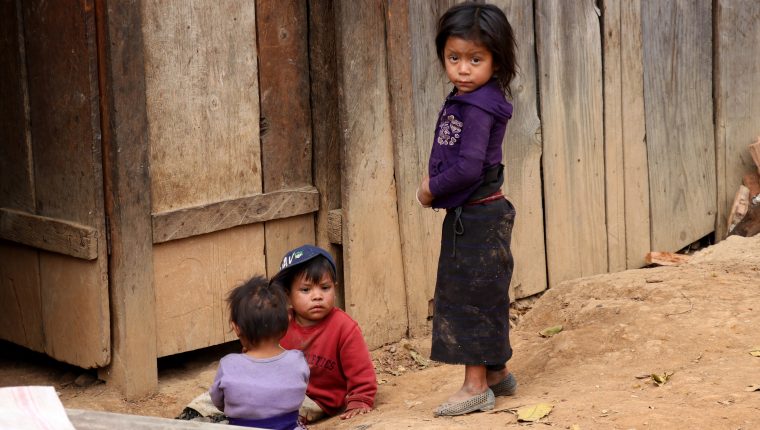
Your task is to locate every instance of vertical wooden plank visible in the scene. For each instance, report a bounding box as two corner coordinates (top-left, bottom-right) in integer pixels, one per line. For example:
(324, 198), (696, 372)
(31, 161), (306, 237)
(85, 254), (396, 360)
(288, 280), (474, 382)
(141, 1), (266, 356)
(309, 0), (345, 308)
(602, 0), (650, 269)
(256, 0), (316, 278)
(620, 0), (650, 268)
(334, 0), (408, 348)
(642, 0), (716, 251)
(0, 0), (43, 353)
(22, 0), (110, 367)
(99, 0), (157, 398)
(385, 0), (448, 338)
(154, 226), (265, 357)
(714, 0), (760, 240)
(496, 0), (548, 298)
(537, 0), (607, 286)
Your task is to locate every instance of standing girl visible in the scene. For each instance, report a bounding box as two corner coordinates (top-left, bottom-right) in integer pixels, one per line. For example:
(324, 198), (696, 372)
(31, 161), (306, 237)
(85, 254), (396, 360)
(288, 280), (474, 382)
(416, 2), (518, 417)
(209, 276), (309, 429)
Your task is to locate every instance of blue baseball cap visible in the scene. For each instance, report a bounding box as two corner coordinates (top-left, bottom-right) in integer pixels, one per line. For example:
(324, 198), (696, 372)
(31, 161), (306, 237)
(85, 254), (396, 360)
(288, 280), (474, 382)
(278, 244), (336, 274)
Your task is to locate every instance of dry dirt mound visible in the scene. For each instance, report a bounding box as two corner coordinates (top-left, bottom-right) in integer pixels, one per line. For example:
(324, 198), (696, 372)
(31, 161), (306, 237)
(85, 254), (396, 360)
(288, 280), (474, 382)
(316, 234), (760, 429)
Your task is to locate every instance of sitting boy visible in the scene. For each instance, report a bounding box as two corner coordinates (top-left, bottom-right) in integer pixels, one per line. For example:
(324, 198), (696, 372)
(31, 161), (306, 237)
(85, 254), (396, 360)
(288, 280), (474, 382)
(272, 245), (377, 422)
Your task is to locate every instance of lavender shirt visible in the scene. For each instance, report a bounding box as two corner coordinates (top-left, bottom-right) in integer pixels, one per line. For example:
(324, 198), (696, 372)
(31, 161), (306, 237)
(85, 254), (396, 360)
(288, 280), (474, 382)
(428, 79), (513, 209)
(209, 350), (309, 421)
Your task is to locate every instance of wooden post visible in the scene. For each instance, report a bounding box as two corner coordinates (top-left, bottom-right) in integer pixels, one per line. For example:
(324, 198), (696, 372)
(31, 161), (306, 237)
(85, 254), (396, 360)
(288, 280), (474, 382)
(96, 0), (157, 398)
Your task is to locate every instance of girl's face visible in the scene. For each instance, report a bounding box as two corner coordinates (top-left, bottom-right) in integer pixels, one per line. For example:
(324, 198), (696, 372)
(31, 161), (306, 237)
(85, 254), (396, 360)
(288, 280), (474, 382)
(288, 272), (336, 327)
(443, 36), (495, 95)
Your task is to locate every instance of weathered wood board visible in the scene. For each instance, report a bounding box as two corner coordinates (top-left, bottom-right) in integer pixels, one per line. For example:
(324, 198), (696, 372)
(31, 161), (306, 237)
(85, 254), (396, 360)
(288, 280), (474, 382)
(154, 225), (265, 357)
(309, 0), (345, 308)
(602, 0), (651, 269)
(536, 0), (607, 286)
(256, 0), (316, 278)
(334, 0), (408, 348)
(642, 0), (716, 252)
(0, 208), (98, 260)
(23, 0), (110, 368)
(385, 0), (449, 338)
(99, 0), (158, 398)
(496, 0), (548, 299)
(714, 0), (760, 239)
(141, 1), (265, 356)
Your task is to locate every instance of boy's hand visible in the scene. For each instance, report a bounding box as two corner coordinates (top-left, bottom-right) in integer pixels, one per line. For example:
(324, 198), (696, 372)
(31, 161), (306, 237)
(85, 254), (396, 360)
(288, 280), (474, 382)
(339, 405), (371, 420)
(417, 176), (433, 208)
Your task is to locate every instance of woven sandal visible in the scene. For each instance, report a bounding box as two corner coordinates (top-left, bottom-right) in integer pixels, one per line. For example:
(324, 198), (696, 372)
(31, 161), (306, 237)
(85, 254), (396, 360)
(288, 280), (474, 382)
(489, 372), (517, 397)
(433, 389), (495, 417)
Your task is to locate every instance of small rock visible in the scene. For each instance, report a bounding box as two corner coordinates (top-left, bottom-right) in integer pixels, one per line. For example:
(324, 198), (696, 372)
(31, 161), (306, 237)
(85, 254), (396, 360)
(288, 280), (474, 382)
(74, 372), (98, 388)
(388, 345), (397, 354)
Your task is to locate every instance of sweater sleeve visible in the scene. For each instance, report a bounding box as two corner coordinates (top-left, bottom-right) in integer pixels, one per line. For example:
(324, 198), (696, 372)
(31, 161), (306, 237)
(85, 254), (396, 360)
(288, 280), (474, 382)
(340, 325), (377, 410)
(428, 105), (494, 198)
(208, 365), (225, 412)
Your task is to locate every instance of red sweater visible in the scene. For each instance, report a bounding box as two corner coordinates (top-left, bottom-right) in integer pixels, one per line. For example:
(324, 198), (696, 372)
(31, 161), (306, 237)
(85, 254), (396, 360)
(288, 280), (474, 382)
(280, 308), (377, 416)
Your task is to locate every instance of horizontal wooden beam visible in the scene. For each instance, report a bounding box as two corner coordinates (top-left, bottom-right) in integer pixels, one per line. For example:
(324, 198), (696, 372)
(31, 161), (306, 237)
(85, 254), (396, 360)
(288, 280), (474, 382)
(151, 186), (320, 243)
(0, 207), (98, 260)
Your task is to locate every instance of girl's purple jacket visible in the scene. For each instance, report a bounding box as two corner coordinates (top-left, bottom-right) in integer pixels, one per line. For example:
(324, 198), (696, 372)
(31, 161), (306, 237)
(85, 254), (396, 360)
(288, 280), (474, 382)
(428, 78), (513, 209)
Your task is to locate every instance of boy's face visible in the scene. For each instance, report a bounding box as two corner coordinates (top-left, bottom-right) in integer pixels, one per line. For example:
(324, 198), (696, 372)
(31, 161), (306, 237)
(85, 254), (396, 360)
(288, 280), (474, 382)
(289, 272), (336, 327)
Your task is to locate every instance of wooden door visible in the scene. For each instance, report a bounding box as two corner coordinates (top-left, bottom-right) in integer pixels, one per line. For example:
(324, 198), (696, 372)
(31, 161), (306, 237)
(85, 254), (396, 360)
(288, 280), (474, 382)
(0, 0), (110, 368)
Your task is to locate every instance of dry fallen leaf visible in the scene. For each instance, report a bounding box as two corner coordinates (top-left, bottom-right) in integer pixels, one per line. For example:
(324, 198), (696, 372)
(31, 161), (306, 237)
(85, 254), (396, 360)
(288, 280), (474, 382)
(515, 403), (553, 422)
(539, 325), (563, 338)
(749, 347), (760, 357)
(409, 350), (429, 368)
(651, 372), (673, 386)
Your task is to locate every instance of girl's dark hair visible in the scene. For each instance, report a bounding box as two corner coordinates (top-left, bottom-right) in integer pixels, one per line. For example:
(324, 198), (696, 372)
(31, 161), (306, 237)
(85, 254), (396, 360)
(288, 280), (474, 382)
(436, 2), (517, 96)
(271, 255), (337, 293)
(227, 275), (289, 343)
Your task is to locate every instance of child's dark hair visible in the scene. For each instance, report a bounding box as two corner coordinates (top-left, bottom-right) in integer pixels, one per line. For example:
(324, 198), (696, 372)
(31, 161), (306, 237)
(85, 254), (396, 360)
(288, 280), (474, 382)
(227, 275), (289, 343)
(436, 2), (517, 96)
(271, 256), (337, 293)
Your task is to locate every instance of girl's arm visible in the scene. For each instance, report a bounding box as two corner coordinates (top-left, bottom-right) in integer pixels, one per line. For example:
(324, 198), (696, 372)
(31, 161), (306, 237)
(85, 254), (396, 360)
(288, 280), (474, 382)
(208, 366), (225, 412)
(428, 105), (494, 198)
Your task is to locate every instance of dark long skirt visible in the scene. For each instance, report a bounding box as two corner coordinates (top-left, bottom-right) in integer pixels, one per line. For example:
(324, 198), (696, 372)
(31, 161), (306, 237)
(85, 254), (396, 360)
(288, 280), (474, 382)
(430, 198), (515, 366)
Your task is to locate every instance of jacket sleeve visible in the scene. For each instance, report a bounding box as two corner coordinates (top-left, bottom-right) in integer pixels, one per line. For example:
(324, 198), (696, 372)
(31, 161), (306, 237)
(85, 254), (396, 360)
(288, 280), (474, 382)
(208, 365), (225, 412)
(428, 104), (493, 198)
(339, 324), (377, 410)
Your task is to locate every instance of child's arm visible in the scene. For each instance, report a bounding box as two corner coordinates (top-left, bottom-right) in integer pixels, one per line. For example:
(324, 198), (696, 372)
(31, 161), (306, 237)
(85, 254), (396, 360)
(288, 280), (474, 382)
(208, 366), (225, 412)
(428, 105), (494, 198)
(338, 325), (377, 419)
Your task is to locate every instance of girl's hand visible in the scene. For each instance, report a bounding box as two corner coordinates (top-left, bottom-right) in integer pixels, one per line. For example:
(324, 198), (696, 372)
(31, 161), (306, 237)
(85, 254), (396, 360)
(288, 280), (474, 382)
(417, 176), (434, 207)
(339, 406), (371, 420)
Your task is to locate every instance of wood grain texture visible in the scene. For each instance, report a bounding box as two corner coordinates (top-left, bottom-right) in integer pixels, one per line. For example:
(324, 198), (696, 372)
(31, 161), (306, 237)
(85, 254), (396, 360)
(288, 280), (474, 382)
(154, 224), (265, 357)
(642, 0), (716, 251)
(309, 0), (344, 308)
(256, 0), (315, 278)
(0, 243), (44, 352)
(99, 0), (157, 397)
(0, 0), (43, 354)
(141, 0), (261, 213)
(602, 0), (650, 269)
(537, 0), (607, 286)
(151, 187), (319, 244)
(714, 0), (760, 240)
(334, 0), (408, 348)
(327, 209), (342, 244)
(496, 0), (548, 299)
(66, 408), (238, 429)
(22, 0), (110, 368)
(0, 208), (98, 260)
(385, 0), (449, 338)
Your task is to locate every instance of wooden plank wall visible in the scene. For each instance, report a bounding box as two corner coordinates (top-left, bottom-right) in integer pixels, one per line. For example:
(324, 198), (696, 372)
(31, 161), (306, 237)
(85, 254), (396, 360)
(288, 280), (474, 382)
(536, 0), (607, 287)
(602, 0), (650, 270)
(256, 0), (316, 278)
(334, 0), (408, 348)
(141, 1), (265, 357)
(3, 0), (111, 368)
(714, 0), (760, 239)
(497, 0), (547, 298)
(642, 0), (716, 252)
(385, 0), (450, 338)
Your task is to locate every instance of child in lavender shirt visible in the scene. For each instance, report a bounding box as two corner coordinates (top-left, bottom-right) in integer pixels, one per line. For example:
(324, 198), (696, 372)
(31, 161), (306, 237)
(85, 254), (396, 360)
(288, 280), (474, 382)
(209, 276), (309, 430)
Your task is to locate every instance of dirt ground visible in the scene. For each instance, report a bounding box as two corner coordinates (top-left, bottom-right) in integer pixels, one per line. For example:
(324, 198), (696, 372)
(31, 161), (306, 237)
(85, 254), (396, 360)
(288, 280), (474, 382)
(2, 234), (759, 429)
